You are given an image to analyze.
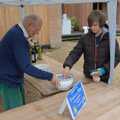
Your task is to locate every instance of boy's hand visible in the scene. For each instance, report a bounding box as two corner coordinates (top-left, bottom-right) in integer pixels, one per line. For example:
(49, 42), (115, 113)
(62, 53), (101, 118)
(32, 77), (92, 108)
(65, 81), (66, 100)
(90, 70), (100, 82)
(62, 67), (71, 78)
(92, 75), (100, 82)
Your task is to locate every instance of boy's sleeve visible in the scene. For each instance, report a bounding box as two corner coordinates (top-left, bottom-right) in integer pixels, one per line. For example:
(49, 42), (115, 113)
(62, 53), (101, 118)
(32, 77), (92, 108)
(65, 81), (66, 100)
(63, 37), (84, 69)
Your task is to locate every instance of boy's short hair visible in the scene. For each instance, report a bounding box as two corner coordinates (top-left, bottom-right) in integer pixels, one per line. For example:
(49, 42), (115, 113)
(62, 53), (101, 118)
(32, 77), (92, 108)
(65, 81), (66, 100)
(88, 10), (106, 28)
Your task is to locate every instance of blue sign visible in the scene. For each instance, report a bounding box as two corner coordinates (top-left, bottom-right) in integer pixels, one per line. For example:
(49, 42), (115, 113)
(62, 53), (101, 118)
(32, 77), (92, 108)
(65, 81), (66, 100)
(66, 81), (87, 120)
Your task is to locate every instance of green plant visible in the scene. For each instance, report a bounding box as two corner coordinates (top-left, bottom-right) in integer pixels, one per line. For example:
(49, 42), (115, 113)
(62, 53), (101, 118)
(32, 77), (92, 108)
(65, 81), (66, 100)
(69, 16), (80, 31)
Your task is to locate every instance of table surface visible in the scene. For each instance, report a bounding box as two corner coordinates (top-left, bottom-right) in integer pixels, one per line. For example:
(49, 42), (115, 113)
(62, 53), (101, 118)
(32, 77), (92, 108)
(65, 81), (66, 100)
(0, 56), (120, 120)
(24, 55), (90, 97)
(0, 82), (120, 120)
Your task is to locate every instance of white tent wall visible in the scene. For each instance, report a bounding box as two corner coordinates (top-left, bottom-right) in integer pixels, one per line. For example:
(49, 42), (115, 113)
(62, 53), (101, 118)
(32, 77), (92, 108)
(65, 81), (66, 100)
(0, 0), (117, 84)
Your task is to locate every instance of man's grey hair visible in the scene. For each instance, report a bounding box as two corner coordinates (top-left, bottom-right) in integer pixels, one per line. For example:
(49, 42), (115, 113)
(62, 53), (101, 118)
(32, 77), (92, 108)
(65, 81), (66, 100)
(22, 14), (42, 26)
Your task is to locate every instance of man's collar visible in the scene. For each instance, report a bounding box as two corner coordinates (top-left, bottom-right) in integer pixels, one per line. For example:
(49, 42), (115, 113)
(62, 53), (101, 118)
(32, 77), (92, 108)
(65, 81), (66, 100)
(18, 22), (29, 38)
(18, 23), (34, 46)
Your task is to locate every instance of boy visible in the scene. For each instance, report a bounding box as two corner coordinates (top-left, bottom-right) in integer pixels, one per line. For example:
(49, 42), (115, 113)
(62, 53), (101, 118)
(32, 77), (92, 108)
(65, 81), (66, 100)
(63, 10), (120, 83)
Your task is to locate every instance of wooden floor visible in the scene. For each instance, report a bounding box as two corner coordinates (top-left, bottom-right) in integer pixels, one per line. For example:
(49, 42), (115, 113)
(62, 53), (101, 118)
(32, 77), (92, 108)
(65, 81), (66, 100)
(0, 55), (120, 120)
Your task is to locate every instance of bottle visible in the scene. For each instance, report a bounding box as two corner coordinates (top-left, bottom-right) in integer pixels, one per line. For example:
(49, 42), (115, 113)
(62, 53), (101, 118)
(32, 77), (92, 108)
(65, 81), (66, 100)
(38, 46), (43, 60)
(31, 45), (36, 63)
(35, 41), (43, 60)
(34, 42), (38, 60)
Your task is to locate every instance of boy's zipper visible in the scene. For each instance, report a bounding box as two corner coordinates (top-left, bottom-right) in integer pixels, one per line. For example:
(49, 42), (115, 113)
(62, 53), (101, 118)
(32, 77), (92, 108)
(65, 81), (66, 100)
(94, 35), (98, 70)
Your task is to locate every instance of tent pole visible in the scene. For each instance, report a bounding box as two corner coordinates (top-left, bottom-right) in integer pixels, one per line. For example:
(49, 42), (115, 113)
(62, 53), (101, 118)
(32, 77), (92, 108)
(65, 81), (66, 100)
(19, 0), (25, 19)
(108, 0), (117, 84)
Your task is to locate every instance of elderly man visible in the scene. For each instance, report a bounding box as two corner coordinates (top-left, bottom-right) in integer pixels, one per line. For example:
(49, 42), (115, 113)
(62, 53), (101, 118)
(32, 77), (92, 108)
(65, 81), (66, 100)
(0, 15), (58, 111)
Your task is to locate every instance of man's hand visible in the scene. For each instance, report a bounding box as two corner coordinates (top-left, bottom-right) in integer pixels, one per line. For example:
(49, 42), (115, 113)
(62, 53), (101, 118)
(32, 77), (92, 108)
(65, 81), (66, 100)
(51, 74), (59, 86)
(62, 67), (71, 78)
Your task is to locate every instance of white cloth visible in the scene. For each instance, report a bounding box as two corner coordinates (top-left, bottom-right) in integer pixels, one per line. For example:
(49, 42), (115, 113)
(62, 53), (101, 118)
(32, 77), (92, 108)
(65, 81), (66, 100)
(18, 23), (34, 46)
(18, 22), (29, 38)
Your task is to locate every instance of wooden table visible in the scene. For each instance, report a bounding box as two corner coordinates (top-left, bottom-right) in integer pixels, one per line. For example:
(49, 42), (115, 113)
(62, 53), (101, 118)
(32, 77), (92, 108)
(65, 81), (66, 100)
(24, 55), (91, 103)
(0, 81), (120, 120)
(0, 55), (120, 120)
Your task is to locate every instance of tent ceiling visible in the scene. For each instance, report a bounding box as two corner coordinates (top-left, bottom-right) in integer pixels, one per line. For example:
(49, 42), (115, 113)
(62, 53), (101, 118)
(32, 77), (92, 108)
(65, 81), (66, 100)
(0, 0), (109, 5)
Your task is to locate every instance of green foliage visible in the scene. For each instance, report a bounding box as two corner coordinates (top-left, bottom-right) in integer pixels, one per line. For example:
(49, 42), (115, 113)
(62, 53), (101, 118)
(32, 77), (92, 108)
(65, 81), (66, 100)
(69, 16), (80, 31)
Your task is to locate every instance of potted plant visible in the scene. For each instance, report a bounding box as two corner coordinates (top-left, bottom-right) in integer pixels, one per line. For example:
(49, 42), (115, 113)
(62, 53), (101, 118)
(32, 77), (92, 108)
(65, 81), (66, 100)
(69, 16), (80, 32)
